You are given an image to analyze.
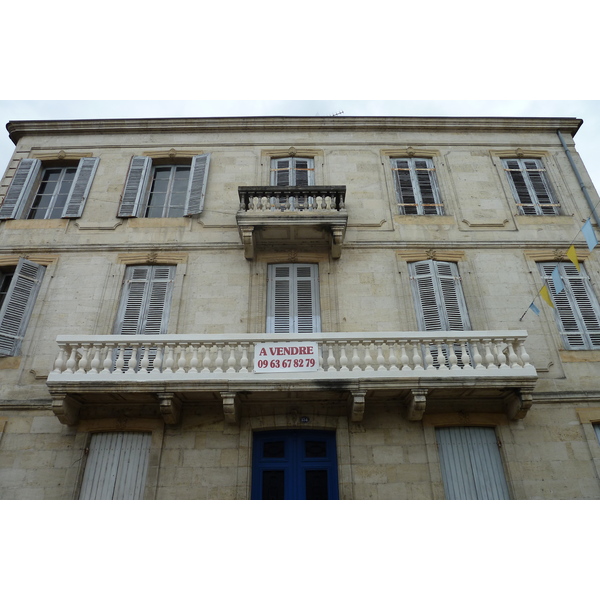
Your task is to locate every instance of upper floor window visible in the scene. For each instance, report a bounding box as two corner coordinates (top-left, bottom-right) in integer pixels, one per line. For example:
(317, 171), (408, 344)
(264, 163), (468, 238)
(270, 157), (314, 186)
(0, 258), (46, 357)
(0, 157), (99, 220)
(502, 158), (559, 215)
(118, 154), (210, 218)
(391, 157), (443, 215)
(538, 261), (600, 349)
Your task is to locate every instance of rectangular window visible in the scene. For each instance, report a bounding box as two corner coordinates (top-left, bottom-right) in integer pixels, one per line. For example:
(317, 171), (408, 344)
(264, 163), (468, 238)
(538, 262), (600, 349)
(118, 155), (210, 218)
(436, 427), (510, 500)
(391, 157), (443, 215)
(79, 432), (152, 500)
(266, 263), (320, 333)
(270, 157), (314, 186)
(0, 157), (99, 220)
(502, 158), (559, 215)
(0, 258), (46, 357)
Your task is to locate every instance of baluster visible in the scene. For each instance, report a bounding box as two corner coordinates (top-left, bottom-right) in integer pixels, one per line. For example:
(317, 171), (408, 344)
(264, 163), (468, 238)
(176, 346), (187, 373)
(189, 346), (199, 373)
(363, 343), (374, 371)
(318, 345), (325, 371)
(202, 345), (212, 373)
(240, 343), (249, 372)
(227, 344), (238, 373)
(126, 345), (138, 373)
(114, 345), (125, 373)
(460, 341), (472, 370)
(153, 345), (163, 373)
(506, 341), (520, 369)
(65, 346), (78, 374)
(89, 345), (101, 374)
(412, 342), (423, 370)
(483, 340), (496, 369)
(307, 195), (315, 211)
(53, 346), (67, 373)
(214, 343), (224, 373)
(163, 344), (175, 373)
(516, 340), (531, 368)
(351, 342), (361, 371)
(492, 340), (506, 369)
(139, 346), (151, 374)
(388, 342), (399, 371)
(327, 343), (336, 371)
(339, 343), (349, 371)
(76, 344), (90, 374)
(376, 341), (386, 371)
(424, 341), (435, 370)
(399, 343), (410, 371)
(448, 341), (459, 370)
(102, 344), (114, 373)
(471, 341), (484, 369)
(436, 342), (448, 370)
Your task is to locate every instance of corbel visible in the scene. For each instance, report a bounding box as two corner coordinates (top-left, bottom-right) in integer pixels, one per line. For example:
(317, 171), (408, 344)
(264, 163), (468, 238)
(407, 388), (428, 421)
(331, 225), (345, 259)
(350, 392), (366, 422)
(221, 392), (240, 424)
(507, 388), (534, 420)
(239, 225), (255, 260)
(51, 393), (81, 426)
(158, 393), (182, 425)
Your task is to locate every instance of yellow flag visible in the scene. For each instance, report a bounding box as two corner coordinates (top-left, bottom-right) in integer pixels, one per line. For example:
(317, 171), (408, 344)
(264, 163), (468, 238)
(540, 285), (554, 308)
(566, 244), (580, 271)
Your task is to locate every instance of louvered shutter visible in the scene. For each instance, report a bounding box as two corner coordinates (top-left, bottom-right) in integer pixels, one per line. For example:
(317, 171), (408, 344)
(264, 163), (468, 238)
(539, 262), (600, 349)
(409, 260), (470, 331)
(436, 427), (510, 500)
(0, 258), (45, 357)
(267, 263), (320, 333)
(392, 159), (418, 214)
(79, 432), (152, 500)
(118, 156), (152, 217)
(414, 159), (440, 215)
(185, 154), (211, 216)
(503, 158), (558, 215)
(392, 158), (441, 215)
(0, 158), (42, 220)
(524, 159), (555, 215)
(62, 157), (100, 218)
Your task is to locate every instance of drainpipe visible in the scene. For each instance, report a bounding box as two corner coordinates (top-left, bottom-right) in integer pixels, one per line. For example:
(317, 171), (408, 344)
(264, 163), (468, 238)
(557, 129), (600, 226)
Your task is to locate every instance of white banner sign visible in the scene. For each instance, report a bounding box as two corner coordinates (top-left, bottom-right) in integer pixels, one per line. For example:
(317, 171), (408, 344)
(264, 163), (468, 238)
(254, 342), (319, 373)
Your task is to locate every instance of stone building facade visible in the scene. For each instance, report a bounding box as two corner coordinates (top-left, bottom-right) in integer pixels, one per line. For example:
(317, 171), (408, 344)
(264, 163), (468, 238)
(1, 115), (599, 499)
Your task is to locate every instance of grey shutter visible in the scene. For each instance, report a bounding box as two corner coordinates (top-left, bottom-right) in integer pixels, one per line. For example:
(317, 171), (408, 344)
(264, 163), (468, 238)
(539, 262), (600, 349)
(62, 157), (100, 218)
(0, 258), (45, 357)
(392, 159), (418, 214)
(436, 427), (510, 500)
(267, 263), (320, 333)
(414, 159), (441, 215)
(0, 158), (42, 220)
(79, 432), (152, 500)
(185, 154), (211, 216)
(409, 260), (470, 331)
(594, 423), (600, 445)
(118, 156), (152, 217)
(115, 265), (175, 336)
(504, 158), (558, 215)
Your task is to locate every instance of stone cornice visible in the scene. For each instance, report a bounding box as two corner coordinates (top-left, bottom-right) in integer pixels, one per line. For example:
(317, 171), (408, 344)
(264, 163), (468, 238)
(6, 116), (584, 143)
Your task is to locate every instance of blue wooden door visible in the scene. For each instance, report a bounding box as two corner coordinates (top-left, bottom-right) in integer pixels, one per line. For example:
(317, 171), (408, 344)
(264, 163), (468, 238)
(251, 430), (339, 500)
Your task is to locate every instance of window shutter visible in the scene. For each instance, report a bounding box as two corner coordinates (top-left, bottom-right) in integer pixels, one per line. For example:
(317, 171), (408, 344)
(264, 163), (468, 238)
(539, 262), (600, 349)
(594, 423), (600, 445)
(0, 258), (46, 356)
(115, 265), (175, 335)
(409, 260), (470, 331)
(414, 159), (440, 215)
(392, 159), (418, 215)
(436, 427), (510, 500)
(0, 158), (42, 220)
(185, 154), (211, 216)
(267, 264), (320, 333)
(79, 432), (152, 500)
(118, 156), (152, 217)
(62, 157), (100, 218)
(504, 158), (558, 215)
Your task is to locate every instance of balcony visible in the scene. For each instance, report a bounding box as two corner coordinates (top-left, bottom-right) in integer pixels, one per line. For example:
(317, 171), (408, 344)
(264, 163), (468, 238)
(236, 186), (348, 259)
(47, 330), (537, 426)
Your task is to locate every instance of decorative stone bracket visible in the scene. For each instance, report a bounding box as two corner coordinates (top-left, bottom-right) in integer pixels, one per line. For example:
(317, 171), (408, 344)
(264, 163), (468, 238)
(51, 394), (81, 426)
(350, 392), (366, 422)
(507, 388), (534, 420)
(221, 392), (240, 424)
(158, 393), (182, 425)
(407, 388), (428, 421)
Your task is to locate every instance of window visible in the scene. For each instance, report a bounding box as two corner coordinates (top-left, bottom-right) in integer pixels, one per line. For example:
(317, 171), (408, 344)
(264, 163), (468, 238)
(266, 263), (320, 333)
(594, 422), (600, 445)
(0, 157), (99, 220)
(502, 158), (559, 215)
(79, 432), (152, 500)
(0, 258), (46, 357)
(538, 262), (600, 349)
(270, 157), (314, 186)
(118, 154), (210, 218)
(391, 157), (443, 215)
(251, 430), (339, 500)
(436, 427), (510, 499)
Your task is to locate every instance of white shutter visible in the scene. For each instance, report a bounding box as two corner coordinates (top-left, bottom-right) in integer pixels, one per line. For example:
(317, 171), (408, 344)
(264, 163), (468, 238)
(185, 154), (211, 216)
(539, 262), (600, 349)
(392, 158), (442, 215)
(118, 156), (152, 217)
(0, 258), (45, 356)
(0, 158), (42, 219)
(79, 432), (152, 500)
(436, 427), (510, 500)
(267, 264), (320, 333)
(503, 158), (558, 215)
(62, 157), (99, 218)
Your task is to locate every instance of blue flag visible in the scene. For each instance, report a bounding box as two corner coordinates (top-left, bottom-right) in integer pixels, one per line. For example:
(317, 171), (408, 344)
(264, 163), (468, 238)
(582, 219), (598, 250)
(529, 302), (540, 315)
(551, 266), (564, 295)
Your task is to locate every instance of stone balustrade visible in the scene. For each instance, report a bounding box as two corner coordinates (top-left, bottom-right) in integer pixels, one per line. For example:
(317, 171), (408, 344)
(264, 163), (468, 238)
(238, 186), (346, 212)
(48, 331), (535, 381)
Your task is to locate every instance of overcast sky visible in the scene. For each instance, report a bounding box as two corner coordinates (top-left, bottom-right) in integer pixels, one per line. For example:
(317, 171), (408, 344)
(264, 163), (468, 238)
(1, 100), (600, 201)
